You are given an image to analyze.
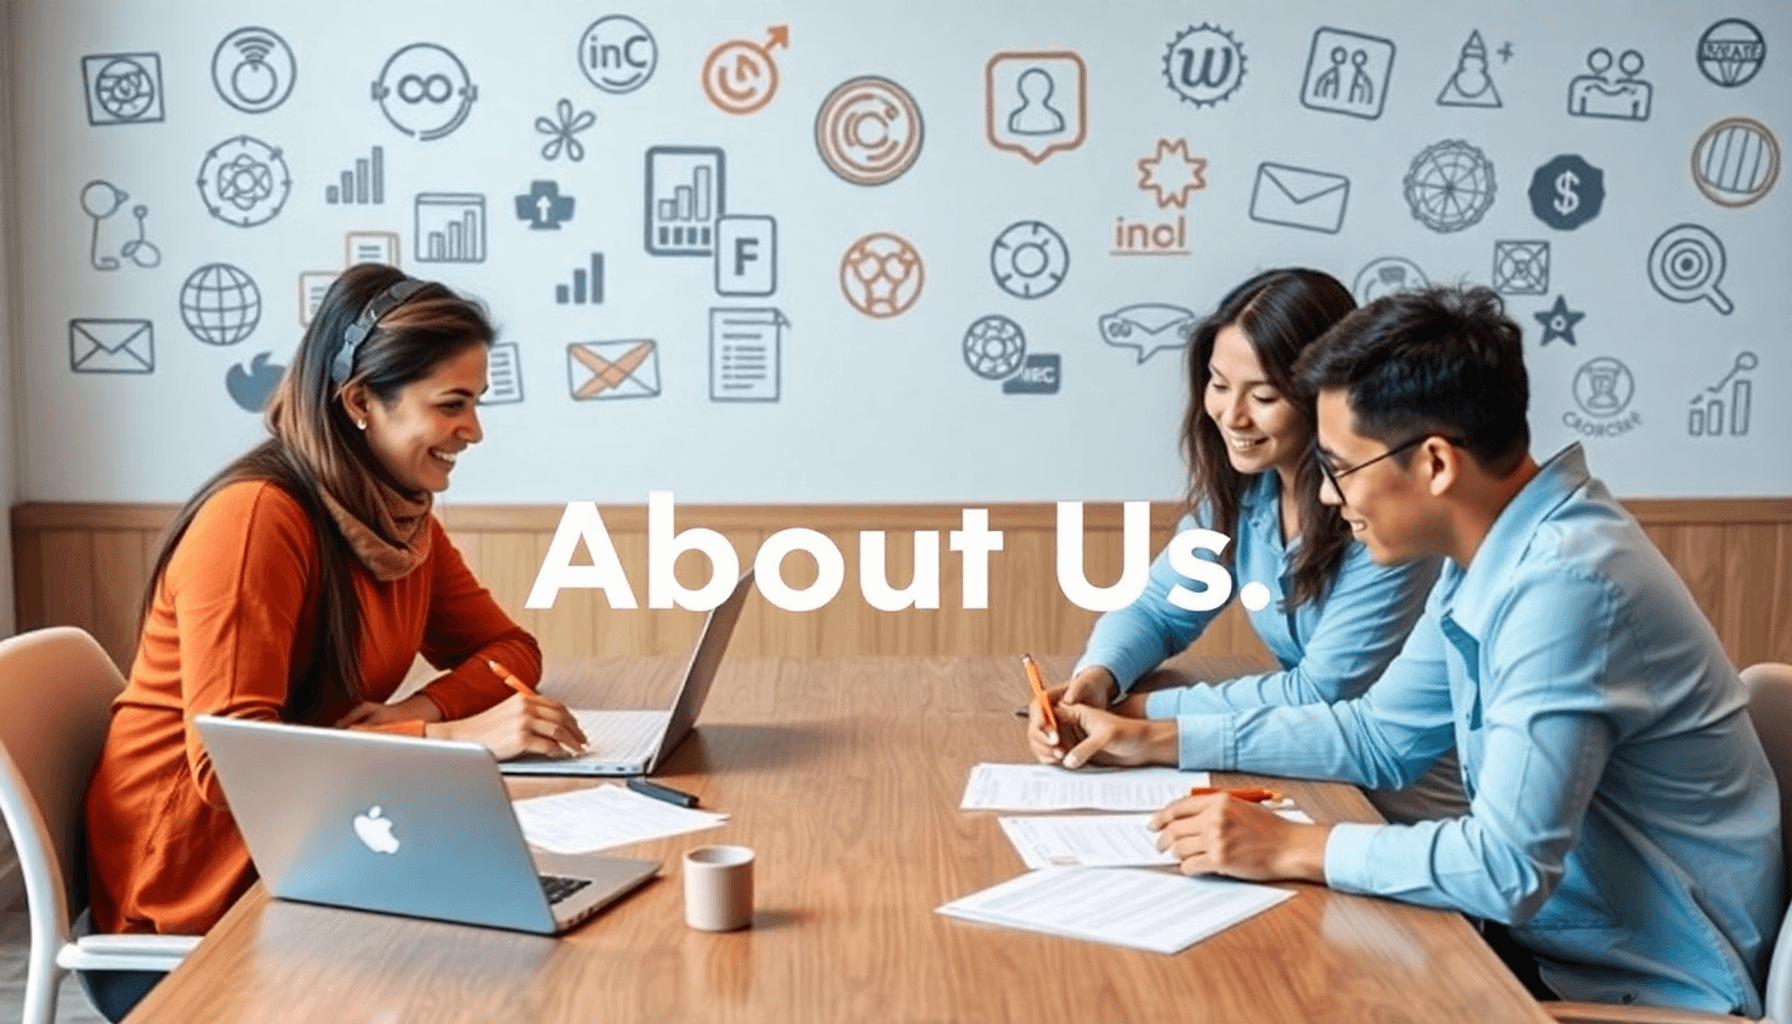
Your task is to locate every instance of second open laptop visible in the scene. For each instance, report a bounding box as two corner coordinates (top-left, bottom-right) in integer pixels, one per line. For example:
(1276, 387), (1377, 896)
(502, 568), (756, 777)
(195, 715), (660, 935)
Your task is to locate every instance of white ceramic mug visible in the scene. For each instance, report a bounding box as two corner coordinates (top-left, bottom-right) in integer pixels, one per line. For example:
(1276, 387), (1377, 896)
(683, 845), (755, 931)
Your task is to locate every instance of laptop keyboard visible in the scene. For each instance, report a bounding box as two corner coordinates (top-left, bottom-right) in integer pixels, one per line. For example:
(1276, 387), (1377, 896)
(541, 874), (593, 905)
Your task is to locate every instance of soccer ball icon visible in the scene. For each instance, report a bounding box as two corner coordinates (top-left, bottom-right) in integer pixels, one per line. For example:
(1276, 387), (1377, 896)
(839, 232), (924, 318)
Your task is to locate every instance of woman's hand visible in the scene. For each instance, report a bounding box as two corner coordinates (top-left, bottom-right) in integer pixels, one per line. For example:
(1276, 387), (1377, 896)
(335, 694), (442, 728)
(426, 692), (588, 761)
(1029, 701), (1178, 769)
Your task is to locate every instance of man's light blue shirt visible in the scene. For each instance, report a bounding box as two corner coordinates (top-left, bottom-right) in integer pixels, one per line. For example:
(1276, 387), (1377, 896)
(1175, 445), (1781, 1014)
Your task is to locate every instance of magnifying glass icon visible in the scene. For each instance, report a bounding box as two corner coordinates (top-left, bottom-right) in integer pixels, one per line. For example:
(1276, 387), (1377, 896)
(1648, 224), (1733, 315)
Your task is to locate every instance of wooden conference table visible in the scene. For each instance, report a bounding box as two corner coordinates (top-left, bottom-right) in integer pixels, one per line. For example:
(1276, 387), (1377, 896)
(126, 654), (1550, 1024)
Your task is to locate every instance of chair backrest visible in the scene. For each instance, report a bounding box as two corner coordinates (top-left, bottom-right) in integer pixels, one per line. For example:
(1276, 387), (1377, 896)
(0, 627), (126, 946)
(1743, 663), (1792, 1024)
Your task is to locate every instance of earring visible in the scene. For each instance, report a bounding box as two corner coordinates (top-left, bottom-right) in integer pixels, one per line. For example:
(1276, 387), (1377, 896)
(356, 419), (367, 431)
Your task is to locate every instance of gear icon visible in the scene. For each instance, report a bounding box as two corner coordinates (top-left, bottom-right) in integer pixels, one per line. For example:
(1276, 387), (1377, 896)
(1162, 24), (1247, 107)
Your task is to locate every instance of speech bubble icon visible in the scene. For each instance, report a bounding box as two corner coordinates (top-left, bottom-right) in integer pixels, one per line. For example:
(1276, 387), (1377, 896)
(1098, 302), (1196, 363)
(986, 52), (1087, 165)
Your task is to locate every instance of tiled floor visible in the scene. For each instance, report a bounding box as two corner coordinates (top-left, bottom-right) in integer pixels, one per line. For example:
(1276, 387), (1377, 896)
(0, 907), (109, 1024)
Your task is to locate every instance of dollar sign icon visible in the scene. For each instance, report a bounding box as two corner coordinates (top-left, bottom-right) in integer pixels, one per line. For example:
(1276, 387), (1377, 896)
(1554, 170), (1580, 215)
(1529, 154), (1604, 230)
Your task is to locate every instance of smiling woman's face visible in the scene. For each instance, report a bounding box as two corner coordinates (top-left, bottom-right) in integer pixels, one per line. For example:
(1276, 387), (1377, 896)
(1203, 323), (1309, 481)
(361, 343), (487, 493)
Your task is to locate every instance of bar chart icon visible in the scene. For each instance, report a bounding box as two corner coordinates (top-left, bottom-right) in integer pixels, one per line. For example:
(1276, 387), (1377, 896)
(645, 146), (725, 256)
(414, 193), (486, 263)
(1687, 351), (1756, 437)
(555, 253), (606, 305)
(325, 147), (385, 205)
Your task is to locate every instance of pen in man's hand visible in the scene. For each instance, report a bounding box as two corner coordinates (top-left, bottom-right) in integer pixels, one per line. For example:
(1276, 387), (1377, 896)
(1021, 653), (1060, 745)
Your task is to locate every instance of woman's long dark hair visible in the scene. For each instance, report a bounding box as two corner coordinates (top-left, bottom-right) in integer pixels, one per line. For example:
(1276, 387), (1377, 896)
(1180, 268), (1357, 609)
(138, 264), (493, 718)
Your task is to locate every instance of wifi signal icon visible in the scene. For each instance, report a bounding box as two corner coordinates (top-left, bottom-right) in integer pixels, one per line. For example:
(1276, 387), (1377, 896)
(212, 26), (296, 114)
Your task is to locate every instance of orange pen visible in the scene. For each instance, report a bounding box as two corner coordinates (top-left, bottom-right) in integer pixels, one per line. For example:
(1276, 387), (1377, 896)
(1022, 653), (1060, 742)
(1188, 786), (1283, 804)
(487, 658), (533, 696)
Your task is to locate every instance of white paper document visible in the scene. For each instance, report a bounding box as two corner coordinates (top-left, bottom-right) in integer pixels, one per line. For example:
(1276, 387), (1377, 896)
(998, 811), (1313, 870)
(512, 783), (729, 855)
(960, 763), (1211, 812)
(938, 866), (1295, 954)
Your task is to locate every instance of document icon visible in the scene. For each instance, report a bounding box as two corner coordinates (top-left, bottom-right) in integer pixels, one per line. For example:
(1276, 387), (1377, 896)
(69, 318), (154, 373)
(483, 341), (523, 404)
(710, 307), (787, 402)
(567, 340), (659, 401)
(1249, 163), (1349, 234)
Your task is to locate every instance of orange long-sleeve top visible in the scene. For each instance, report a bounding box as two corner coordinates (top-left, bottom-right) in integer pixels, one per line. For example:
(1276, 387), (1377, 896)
(84, 480), (541, 934)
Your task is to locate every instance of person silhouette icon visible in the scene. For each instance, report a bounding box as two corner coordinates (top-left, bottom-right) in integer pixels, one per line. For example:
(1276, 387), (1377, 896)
(1007, 67), (1065, 136)
(1313, 46), (1348, 99)
(1348, 49), (1375, 105)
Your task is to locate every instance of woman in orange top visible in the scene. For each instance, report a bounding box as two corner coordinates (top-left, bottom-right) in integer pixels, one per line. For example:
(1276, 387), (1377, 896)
(81, 264), (586, 1020)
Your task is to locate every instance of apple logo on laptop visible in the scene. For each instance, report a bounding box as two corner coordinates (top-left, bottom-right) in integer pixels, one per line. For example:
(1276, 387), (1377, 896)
(353, 805), (401, 855)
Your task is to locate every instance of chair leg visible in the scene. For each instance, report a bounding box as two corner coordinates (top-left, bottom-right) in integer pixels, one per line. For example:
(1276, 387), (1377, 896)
(20, 957), (62, 1024)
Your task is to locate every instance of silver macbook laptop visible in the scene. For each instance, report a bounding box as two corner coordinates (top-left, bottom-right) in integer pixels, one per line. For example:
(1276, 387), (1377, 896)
(503, 569), (755, 777)
(196, 715), (659, 935)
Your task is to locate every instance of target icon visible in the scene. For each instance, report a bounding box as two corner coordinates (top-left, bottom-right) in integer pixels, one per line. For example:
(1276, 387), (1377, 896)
(1403, 139), (1497, 233)
(1647, 224), (1733, 315)
(990, 220), (1069, 299)
(963, 315), (1027, 380)
(1692, 117), (1779, 208)
(815, 76), (923, 185)
(839, 232), (923, 318)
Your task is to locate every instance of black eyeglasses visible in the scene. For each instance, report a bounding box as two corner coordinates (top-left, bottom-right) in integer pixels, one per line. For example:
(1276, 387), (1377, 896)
(1316, 434), (1467, 506)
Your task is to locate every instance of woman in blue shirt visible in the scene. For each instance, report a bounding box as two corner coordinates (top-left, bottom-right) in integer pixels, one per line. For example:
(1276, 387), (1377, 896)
(1036, 268), (1458, 820)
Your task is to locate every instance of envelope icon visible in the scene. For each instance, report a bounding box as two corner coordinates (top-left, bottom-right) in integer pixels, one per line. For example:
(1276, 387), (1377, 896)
(69, 318), (155, 373)
(1250, 163), (1350, 234)
(567, 339), (659, 401)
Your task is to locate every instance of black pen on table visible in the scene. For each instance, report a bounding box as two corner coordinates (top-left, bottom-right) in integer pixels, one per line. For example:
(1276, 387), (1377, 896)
(626, 776), (700, 808)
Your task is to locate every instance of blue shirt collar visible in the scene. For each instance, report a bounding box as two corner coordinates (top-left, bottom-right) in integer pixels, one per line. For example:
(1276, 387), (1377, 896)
(1446, 443), (1590, 638)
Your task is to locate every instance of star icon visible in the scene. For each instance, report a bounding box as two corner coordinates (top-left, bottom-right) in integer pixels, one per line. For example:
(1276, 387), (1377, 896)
(1137, 137), (1207, 209)
(1534, 295), (1585, 346)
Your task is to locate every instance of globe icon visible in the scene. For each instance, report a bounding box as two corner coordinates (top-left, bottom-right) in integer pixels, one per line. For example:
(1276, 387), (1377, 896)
(1404, 139), (1496, 233)
(180, 263), (261, 346)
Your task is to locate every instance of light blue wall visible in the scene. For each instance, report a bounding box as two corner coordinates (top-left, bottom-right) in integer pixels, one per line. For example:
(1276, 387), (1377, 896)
(8, 0), (1789, 504)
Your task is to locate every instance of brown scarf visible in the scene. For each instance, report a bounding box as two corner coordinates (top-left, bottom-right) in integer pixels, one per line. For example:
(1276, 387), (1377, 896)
(317, 477), (433, 582)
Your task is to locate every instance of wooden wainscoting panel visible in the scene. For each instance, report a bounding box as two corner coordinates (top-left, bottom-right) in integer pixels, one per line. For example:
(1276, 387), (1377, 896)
(12, 499), (1791, 672)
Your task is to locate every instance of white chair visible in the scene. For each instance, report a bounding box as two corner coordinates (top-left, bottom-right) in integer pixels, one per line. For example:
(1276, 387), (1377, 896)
(1547, 662), (1792, 1024)
(0, 627), (198, 1024)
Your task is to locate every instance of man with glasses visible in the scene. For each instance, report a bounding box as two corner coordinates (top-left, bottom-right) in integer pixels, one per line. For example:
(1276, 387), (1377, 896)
(1042, 285), (1779, 1015)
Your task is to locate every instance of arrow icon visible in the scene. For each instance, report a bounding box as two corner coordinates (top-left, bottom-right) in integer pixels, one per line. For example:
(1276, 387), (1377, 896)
(765, 25), (789, 51)
(514, 179), (574, 230)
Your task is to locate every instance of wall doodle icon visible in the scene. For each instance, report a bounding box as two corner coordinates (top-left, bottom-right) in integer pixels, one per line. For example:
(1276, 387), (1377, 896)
(711, 308), (787, 402)
(716, 216), (776, 297)
(1098, 303), (1194, 363)
(1648, 224), (1733, 315)
(180, 263), (261, 346)
(1300, 28), (1394, 120)
(990, 220), (1068, 300)
(372, 43), (477, 141)
(1697, 19), (1765, 88)
(1353, 257), (1427, 305)
(514, 180), (573, 230)
(1003, 354), (1060, 395)
(1162, 24), (1246, 107)
(1569, 357), (1639, 439)
(484, 342), (523, 405)
(325, 147), (385, 205)
(1568, 48), (1651, 121)
(197, 136), (291, 227)
(568, 340), (659, 401)
(1687, 352), (1756, 437)
(1404, 140), (1496, 233)
(1534, 295), (1584, 347)
(840, 232), (923, 318)
(580, 15), (656, 94)
(81, 52), (164, 125)
(414, 193), (486, 263)
(1250, 163), (1348, 234)
(702, 25), (787, 115)
(986, 52), (1087, 164)
(1493, 241), (1550, 296)
(1136, 138), (1206, 208)
(212, 27), (296, 114)
(227, 352), (285, 412)
(536, 99), (595, 162)
(1437, 30), (1501, 107)
(555, 254), (605, 305)
(1528, 155), (1603, 231)
(80, 180), (160, 270)
(69, 319), (154, 374)
(815, 76), (924, 186)
(963, 315), (1028, 380)
(1692, 118), (1779, 209)
(645, 146), (725, 256)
